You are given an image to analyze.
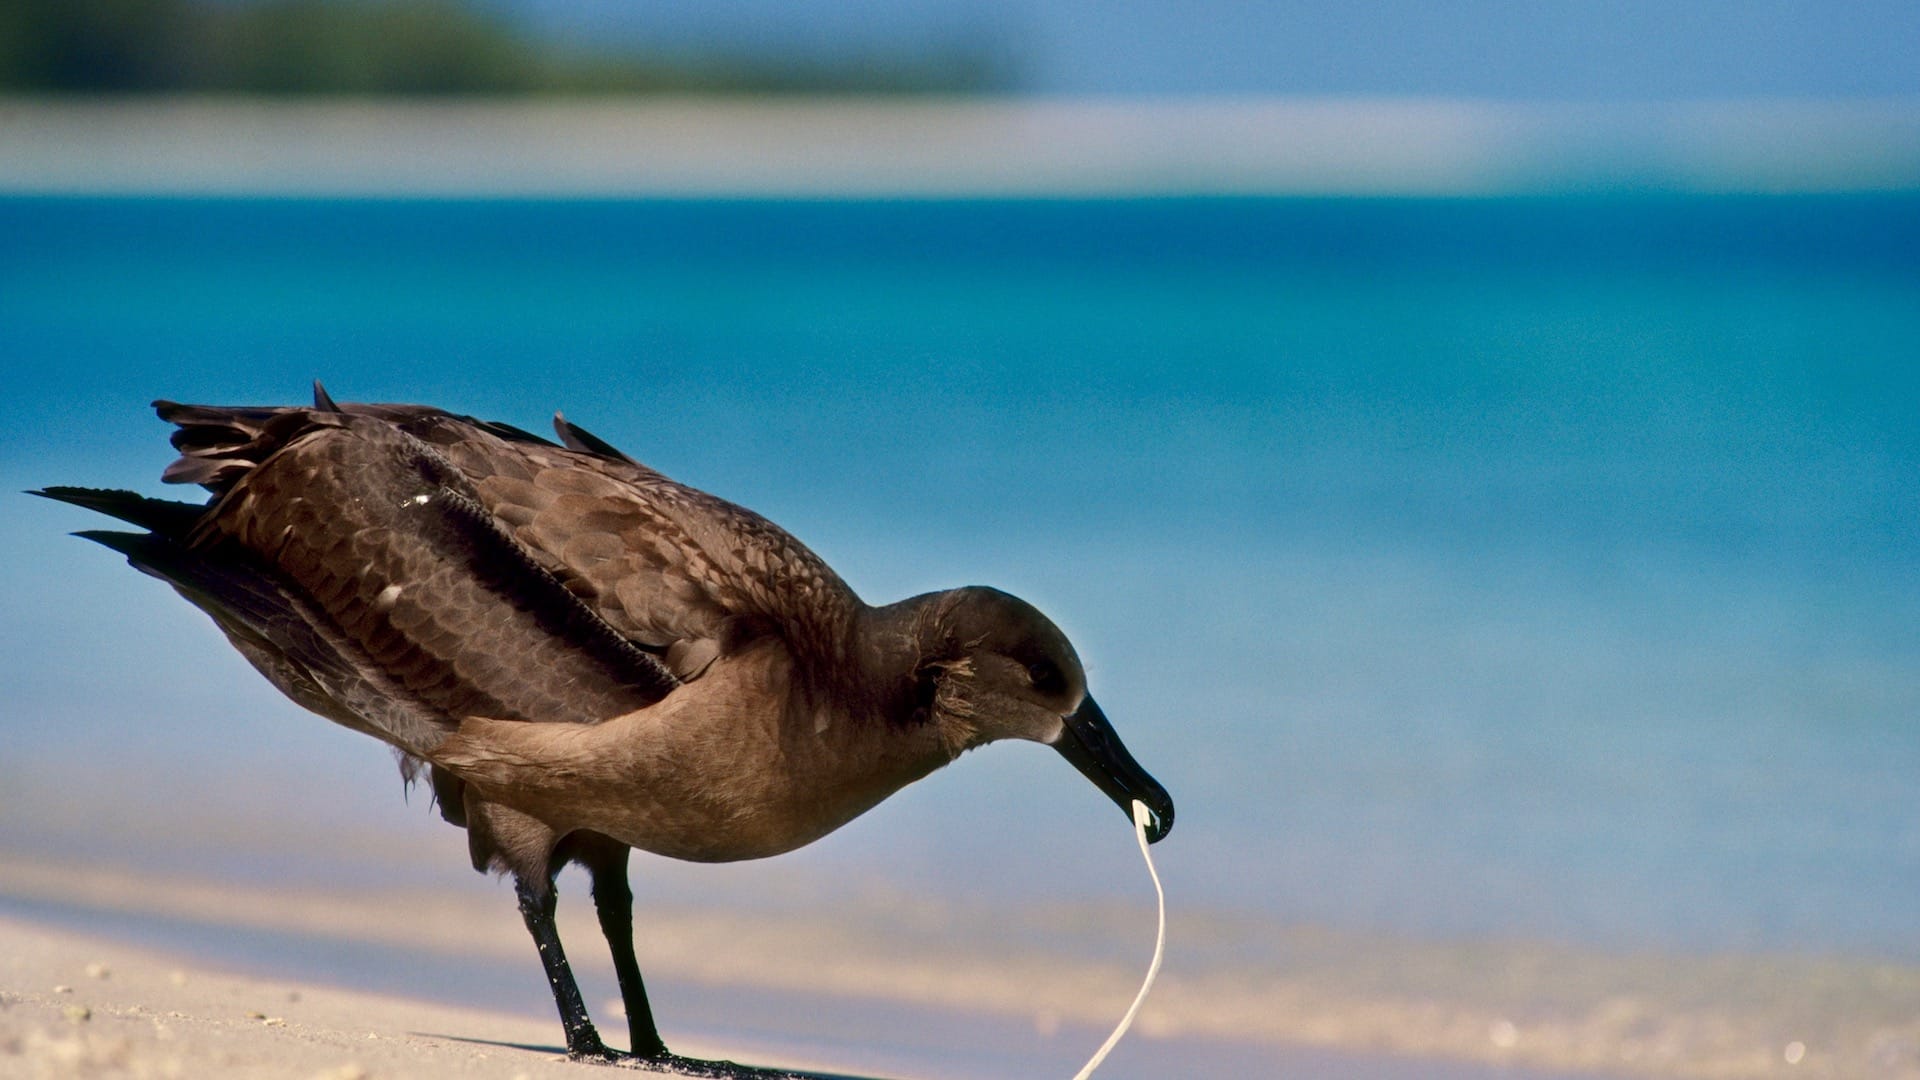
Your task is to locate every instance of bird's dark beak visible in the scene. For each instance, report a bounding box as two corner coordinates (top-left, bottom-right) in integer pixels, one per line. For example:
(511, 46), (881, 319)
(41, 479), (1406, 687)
(1053, 695), (1174, 843)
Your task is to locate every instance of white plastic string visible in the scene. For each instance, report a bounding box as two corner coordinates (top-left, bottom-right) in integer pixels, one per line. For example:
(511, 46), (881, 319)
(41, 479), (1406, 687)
(1071, 798), (1166, 1080)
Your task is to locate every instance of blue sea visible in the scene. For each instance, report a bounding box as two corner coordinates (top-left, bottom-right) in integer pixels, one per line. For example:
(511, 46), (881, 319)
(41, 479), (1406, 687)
(2, 194), (1918, 1072)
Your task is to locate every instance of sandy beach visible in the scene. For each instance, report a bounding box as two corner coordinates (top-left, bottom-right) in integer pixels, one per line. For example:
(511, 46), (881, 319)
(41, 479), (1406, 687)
(0, 899), (1532, 1080)
(3, 846), (1918, 1079)
(2, 911), (631, 1080)
(0, 911), (871, 1080)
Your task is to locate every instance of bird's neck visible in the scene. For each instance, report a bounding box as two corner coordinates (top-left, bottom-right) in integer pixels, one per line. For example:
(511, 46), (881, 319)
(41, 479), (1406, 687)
(847, 591), (953, 727)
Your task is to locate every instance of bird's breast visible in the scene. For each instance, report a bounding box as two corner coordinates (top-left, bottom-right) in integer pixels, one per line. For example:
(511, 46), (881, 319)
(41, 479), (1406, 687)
(433, 643), (943, 863)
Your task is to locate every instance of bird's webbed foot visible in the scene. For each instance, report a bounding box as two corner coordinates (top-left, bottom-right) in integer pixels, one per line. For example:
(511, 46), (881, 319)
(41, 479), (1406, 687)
(638, 1055), (760, 1078)
(560, 1026), (630, 1064)
(569, 1049), (782, 1077)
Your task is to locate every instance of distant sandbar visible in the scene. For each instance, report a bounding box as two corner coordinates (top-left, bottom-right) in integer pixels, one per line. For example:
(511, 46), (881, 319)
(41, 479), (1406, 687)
(3, 96), (1918, 197)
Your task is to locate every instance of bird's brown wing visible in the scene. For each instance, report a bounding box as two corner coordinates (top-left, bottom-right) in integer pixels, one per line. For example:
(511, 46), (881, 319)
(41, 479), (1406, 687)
(385, 406), (861, 683)
(159, 399), (857, 737)
(156, 406), (671, 750)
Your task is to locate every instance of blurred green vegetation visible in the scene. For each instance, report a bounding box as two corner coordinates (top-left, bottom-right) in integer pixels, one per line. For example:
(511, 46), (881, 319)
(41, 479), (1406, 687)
(0, 0), (1013, 95)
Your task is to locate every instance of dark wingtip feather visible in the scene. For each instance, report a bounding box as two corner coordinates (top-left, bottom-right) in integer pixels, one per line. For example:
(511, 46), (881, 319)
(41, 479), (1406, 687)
(32, 486), (206, 536)
(313, 380), (341, 412)
(473, 418), (561, 447)
(71, 528), (153, 558)
(29, 484), (107, 507)
(553, 412), (638, 464)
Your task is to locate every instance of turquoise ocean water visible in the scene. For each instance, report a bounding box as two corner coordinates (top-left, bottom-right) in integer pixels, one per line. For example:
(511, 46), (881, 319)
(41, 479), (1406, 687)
(2, 195), (1916, 978)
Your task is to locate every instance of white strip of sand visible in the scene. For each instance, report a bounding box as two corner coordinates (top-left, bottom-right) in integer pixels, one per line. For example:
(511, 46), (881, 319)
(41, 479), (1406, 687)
(2, 96), (1917, 197)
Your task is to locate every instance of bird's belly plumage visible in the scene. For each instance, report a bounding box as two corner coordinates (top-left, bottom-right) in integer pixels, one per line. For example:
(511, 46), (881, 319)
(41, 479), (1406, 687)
(432, 643), (936, 863)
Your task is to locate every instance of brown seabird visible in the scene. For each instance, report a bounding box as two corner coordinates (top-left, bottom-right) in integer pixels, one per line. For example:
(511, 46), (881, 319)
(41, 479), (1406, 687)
(34, 384), (1174, 1076)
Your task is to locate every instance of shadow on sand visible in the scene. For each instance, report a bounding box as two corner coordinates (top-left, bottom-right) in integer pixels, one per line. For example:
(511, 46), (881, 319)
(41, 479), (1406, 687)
(427, 1033), (897, 1079)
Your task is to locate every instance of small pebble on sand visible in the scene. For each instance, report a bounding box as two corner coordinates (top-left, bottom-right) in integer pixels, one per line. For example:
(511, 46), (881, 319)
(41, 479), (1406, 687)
(83, 963), (110, 980)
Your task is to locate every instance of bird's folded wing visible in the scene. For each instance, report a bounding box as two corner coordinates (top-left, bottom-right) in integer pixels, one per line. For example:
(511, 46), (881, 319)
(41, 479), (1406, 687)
(184, 411), (679, 731)
(386, 409), (860, 685)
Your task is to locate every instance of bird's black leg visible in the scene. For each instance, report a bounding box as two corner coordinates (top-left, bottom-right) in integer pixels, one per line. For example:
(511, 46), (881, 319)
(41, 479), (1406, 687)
(515, 873), (619, 1062)
(585, 846), (670, 1059)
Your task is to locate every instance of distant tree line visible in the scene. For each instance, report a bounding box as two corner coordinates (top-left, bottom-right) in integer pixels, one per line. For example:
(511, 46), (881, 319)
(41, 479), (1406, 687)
(0, 0), (1014, 95)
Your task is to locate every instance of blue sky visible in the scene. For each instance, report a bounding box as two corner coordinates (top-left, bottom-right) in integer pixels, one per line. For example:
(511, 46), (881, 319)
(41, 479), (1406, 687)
(501, 0), (1920, 98)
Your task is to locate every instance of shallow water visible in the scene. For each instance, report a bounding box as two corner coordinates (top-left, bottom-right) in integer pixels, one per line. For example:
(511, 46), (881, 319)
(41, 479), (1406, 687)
(3, 194), (1917, 975)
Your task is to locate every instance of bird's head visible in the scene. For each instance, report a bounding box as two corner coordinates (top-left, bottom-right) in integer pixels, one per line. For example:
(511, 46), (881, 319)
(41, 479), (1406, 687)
(902, 586), (1174, 843)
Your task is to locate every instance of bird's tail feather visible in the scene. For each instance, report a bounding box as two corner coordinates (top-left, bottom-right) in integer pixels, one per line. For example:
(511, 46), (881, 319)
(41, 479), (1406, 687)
(155, 399), (328, 492)
(42, 498), (451, 757)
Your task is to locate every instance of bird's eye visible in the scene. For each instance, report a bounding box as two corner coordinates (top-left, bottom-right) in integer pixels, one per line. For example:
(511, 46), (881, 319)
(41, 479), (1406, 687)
(1027, 658), (1065, 695)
